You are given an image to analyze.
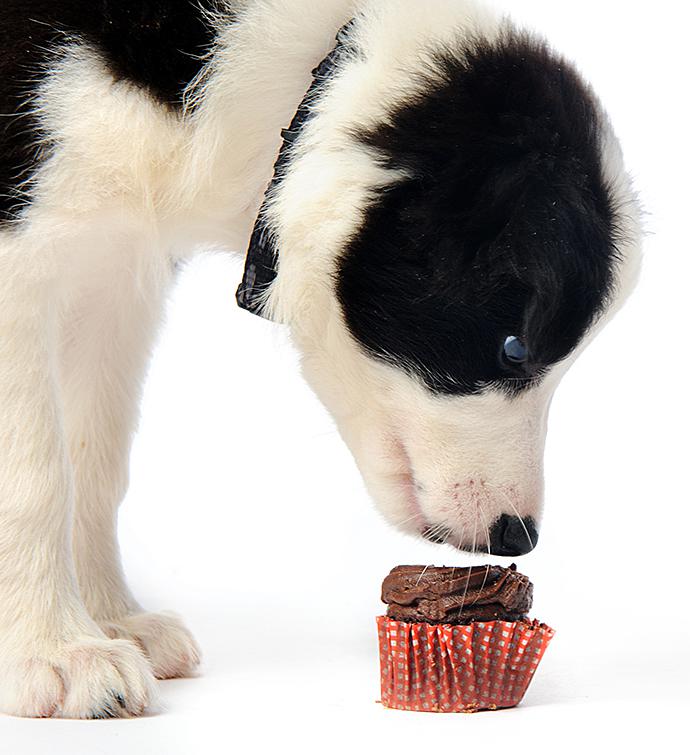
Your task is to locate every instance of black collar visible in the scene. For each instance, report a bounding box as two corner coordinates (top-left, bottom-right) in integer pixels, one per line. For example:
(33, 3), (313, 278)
(236, 24), (352, 319)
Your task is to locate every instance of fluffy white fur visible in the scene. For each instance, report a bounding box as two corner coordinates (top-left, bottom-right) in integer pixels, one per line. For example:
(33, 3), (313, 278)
(0, 0), (640, 718)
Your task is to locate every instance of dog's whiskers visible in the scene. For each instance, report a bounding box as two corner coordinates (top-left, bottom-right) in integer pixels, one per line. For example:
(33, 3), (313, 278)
(486, 482), (535, 552)
(457, 516), (479, 616)
(415, 564), (430, 587)
(421, 520), (450, 543)
(468, 503), (492, 608)
(392, 510), (425, 529)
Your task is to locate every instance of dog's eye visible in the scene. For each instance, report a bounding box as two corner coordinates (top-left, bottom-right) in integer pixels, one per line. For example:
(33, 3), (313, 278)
(503, 336), (528, 365)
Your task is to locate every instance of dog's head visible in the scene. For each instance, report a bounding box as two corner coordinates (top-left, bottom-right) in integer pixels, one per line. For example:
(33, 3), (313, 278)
(258, 7), (641, 555)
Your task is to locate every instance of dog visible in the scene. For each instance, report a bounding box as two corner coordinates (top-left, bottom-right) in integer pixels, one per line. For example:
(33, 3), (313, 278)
(0, 0), (641, 718)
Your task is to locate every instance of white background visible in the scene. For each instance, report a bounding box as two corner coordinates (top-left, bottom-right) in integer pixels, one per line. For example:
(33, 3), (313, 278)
(4, 0), (689, 752)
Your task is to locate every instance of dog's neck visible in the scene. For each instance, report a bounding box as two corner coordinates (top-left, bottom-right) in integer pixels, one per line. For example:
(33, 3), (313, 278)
(187, 1), (357, 243)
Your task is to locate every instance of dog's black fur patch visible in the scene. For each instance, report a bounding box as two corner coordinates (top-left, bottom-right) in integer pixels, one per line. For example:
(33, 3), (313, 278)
(0, 0), (218, 222)
(337, 32), (618, 396)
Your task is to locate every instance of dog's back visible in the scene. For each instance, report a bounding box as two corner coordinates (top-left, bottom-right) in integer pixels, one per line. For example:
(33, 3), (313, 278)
(0, 1), (221, 222)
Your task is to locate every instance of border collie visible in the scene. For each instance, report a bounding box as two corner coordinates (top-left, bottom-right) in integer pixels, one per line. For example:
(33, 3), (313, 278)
(0, 0), (640, 718)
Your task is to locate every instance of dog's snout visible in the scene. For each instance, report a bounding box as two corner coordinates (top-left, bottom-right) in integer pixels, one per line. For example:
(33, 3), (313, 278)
(488, 514), (538, 556)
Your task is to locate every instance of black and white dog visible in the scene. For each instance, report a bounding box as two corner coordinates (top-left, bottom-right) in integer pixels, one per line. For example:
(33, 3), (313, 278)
(0, 0), (640, 718)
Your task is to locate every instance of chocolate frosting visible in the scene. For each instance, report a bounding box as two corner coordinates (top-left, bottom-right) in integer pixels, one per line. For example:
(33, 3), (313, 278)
(381, 564), (533, 624)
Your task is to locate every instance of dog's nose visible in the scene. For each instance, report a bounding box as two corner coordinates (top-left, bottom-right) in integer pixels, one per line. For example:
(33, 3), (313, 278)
(488, 515), (538, 556)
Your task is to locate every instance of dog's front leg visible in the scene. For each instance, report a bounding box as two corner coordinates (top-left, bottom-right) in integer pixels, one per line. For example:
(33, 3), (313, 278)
(0, 269), (156, 719)
(61, 263), (200, 681)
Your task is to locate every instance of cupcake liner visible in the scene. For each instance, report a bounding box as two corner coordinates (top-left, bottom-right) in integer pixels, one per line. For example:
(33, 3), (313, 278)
(377, 616), (555, 713)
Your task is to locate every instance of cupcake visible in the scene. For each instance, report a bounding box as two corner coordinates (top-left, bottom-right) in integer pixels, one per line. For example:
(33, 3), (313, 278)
(377, 564), (554, 713)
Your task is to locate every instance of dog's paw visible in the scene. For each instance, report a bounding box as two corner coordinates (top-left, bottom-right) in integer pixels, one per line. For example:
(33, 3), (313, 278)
(100, 612), (201, 680)
(0, 637), (157, 719)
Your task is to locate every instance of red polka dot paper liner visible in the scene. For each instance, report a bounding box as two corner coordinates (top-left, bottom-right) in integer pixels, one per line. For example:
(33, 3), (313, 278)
(377, 616), (555, 713)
